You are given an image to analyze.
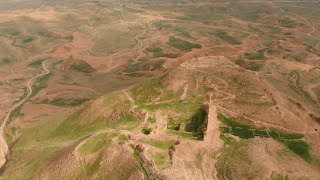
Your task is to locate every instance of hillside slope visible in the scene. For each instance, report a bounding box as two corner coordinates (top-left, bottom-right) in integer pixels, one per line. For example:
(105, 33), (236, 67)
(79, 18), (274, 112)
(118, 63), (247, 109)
(2, 56), (319, 179)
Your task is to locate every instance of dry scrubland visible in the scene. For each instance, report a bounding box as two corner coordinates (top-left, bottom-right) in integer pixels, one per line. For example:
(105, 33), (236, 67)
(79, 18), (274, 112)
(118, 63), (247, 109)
(0, 0), (320, 179)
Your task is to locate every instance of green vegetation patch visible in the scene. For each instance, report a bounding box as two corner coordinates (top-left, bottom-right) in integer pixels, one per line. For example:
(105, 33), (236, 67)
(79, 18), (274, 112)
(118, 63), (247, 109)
(167, 36), (201, 52)
(185, 105), (207, 140)
(142, 127), (152, 135)
(145, 46), (164, 58)
(281, 140), (311, 161)
(218, 114), (316, 162)
(31, 72), (53, 97)
(29, 58), (45, 67)
(50, 97), (90, 107)
(209, 29), (241, 45)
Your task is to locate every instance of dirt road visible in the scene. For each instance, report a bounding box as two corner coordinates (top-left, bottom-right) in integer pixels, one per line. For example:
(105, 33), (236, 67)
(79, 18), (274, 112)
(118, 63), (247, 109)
(0, 61), (50, 169)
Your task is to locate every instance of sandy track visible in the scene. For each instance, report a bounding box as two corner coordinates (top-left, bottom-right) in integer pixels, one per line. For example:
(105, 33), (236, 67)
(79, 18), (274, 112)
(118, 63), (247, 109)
(0, 62), (50, 169)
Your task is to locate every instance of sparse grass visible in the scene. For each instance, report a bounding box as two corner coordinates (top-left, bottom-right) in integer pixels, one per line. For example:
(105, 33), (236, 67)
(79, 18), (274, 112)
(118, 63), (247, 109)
(7, 88), (28, 124)
(48, 108), (105, 140)
(195, 151), (204, 169)
(167, 129), (197, 139)
(271, 172), (285, 180)
(108, 113), (140, 130)
(167, 36), (201, 52)
(173, 26), (192, 38)
(235, 58), (245, 66)
(167, 117), (180, 130)
(4, 133), (14, 147)
(118, 134), (128, 143)
(79, 132), (115, 156)
(279, 17), (296, 28)
(216, 137), (250, 179)
(244, 49), (266, 60)
(288, 71), (317, 105)
(148, 116), (156, 123)
(140, 139), (176, 149)
(152, 152), (171, 169)
(85, 152), (103, 176)
(152, 60), (164, 70)
(131, 78), (162, 104)
(290, 51), (307, 62)
(123, 62), (141, 73)
(9, 104), (24, 120)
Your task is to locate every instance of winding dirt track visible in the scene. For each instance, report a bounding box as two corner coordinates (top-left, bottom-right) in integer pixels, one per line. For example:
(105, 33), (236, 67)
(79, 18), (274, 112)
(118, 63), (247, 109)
(0, 61), (50, 169)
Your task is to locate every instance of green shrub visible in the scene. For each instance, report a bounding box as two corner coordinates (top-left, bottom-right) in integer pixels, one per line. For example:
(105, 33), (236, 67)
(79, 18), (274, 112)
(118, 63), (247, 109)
(142, 127), (152, 135)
